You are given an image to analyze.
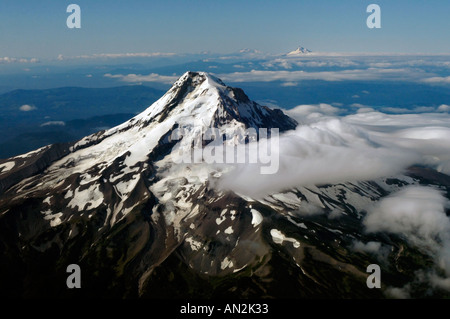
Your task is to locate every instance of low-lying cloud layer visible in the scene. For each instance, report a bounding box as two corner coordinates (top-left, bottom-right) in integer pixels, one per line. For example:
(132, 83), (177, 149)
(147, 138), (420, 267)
(104, 73), (178, 84)
(0, 57), (39, 64)
(216, 107), (450, 198)
(98, 54), (450, 88)
(218, 68), (429, 83)
(57, 52), (176, 61)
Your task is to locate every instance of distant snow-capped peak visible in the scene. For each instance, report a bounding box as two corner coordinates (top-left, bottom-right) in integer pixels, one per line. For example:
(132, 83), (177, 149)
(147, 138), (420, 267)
(287, 46), (312, 56)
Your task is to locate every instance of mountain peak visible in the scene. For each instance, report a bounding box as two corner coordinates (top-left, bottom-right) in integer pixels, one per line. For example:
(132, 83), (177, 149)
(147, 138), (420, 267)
(172, 71), (225, 89)
(134, 71), (297, 131)
(287, 46), (312, 56)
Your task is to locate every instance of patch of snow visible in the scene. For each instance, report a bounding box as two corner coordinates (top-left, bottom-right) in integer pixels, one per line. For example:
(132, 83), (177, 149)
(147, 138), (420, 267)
(0, 161), (15, 174)
(42, 211), (63, 227)
(216, 215), (226, 225)
(250, 209), (263, 227)
(13, 146), (48, 159)
(186, 236), (203, 251)
(233, 265), (247, 273)
(286, 215), (307, 229)
(270, 229), (301, 248)
(64, 189), (73, 199)
(221, 256), (234, 270)
(68, 184), (103, 211)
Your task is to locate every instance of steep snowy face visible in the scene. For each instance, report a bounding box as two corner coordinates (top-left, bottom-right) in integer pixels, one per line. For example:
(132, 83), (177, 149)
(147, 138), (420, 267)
(132, 71), (297, 131)
(48, 71), (297, 176)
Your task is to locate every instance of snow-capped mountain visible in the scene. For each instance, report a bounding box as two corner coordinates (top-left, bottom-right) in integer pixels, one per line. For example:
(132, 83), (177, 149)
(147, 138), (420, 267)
(287, 46), (313, 56)
(0, 72), (448, 298)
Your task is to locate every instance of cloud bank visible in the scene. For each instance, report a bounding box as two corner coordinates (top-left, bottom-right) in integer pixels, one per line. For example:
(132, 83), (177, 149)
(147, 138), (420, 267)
(57, 52), (176, 61)
(104, 73), (178, 84)
(216, 107), (450, 198)
(363, 186), (450, 294)
(217, 68), (428, 83)
(0, 57), (39, 64)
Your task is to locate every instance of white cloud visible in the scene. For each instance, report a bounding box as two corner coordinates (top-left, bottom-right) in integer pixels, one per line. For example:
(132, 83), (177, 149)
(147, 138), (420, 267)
(263, 58), (359, 69)
(352, 240), (390, 262)
(216, 110), (450, 198)
(19, 104), (37, 112)
(422, 76), (450, 84)
(368, 62), (393, 68)
(104, 73), (178, 84)
(57, 52), (177, 61)
(363, 186), (450, 291)
(363, 186), (450, 246)
(280, 82), (298, 87)
(357, 107), (376, 113)
(286, 103), (340, 122)
(381, 106), (437, 114)
(437, 104), (450, 112)
(217, 68), (426, 83)
(216, 118), (419, 198)
(40, 121), (65, 127)
(386, 286), (411, 299)
(351, 103), (369, 108)
(0, 57), (39, 64)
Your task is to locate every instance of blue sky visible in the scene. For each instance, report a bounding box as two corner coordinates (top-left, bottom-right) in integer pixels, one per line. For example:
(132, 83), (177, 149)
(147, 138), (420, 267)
(1, 0), (450, 59)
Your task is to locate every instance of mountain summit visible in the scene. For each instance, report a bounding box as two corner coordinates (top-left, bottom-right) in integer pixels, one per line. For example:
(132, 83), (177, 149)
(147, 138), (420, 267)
(287, 46), (313, 56)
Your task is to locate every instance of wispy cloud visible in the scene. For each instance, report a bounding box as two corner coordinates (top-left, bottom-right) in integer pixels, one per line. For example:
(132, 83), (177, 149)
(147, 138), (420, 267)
(217, 68), (428, 83)
(438, 104), (450, 112)
(422, 76), (450, 84)
(0, 57), (39, 64)
(217, 109), (450, 198)
(104, 73), (178, 84)
(57, 52), (177, 61)
(381, 106), (437, 114)
(285, 103), (341, 122)
(363, 186), (450, 295)
(19, 104), (37, 112)
(40, 121), (65, 127)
